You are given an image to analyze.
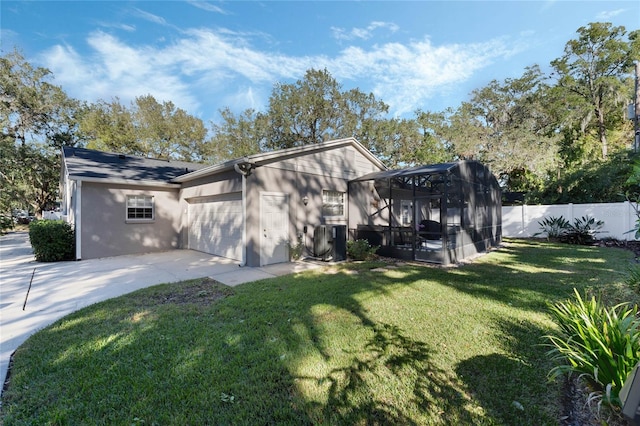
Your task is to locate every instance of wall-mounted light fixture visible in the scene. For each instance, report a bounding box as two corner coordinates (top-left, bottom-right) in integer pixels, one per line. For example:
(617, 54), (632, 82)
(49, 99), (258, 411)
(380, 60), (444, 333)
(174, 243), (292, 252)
(302, 196), (309, 206)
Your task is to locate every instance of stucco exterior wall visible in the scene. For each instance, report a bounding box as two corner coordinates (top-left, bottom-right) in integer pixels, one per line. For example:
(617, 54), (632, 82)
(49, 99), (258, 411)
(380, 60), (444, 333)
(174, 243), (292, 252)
(79, 182), (181, 259)
(243, 145), (384, 266)
(179, 170), (242, 199)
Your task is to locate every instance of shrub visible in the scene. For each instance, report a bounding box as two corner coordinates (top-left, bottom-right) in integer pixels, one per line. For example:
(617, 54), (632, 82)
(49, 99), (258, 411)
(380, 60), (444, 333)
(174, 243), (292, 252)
(289, 235), (304, 261)
(536, 216), (570, 240)
(545, 288), (640, 407)
(347, 239), (379, 261)
(626, 264), (640, 293)
(562, 216), (605, 245)
(1, 214), (14, 234)
(535, 215), (604, 245)
(29, 220), (75, 262)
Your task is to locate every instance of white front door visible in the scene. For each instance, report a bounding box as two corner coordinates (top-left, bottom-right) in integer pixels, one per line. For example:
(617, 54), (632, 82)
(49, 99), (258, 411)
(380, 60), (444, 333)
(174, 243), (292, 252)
(260, 193), (289, 266)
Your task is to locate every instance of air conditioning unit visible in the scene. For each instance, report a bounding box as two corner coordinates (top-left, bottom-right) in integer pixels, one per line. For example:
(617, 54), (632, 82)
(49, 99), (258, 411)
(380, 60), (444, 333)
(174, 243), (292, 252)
(313, 225), (332, 261)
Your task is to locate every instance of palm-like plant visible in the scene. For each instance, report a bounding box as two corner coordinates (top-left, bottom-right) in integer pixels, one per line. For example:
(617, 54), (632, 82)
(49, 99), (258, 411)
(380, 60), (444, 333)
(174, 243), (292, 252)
(546, 289), (640, 407)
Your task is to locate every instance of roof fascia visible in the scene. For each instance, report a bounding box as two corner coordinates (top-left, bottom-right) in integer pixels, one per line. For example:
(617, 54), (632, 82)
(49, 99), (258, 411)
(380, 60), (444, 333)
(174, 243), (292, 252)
(67, 175), (181, 189)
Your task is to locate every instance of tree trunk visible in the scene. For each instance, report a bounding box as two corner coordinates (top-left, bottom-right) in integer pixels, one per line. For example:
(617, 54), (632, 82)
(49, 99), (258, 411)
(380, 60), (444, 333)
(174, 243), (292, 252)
(596, 100), (608, 159)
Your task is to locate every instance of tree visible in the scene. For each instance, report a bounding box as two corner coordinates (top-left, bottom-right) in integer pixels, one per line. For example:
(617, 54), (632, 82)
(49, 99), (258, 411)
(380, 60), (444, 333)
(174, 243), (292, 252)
(1, 49), (81, 216)
(133, 95), (207, 162)
(80, 98), (138, 154)
(209, 68), (423, 164)
(79, 95), (208, 162)
(221, 68), (392, 153)
(207, 107), (267, 163)
(551, 22), (635, 159)
(264, 68), (347, 149)
(426, 66), (559, 192)
(394, 112), (451, 167)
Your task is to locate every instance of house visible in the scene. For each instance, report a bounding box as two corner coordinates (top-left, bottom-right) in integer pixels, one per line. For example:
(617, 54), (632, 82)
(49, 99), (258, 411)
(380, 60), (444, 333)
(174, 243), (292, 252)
(60, 138), (502, 266)
(60, 138), (386, 266)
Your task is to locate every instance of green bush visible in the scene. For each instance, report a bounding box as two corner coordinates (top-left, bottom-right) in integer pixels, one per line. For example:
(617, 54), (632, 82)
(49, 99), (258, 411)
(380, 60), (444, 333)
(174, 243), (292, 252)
(288, 235), (304, 261)
(347, 239), (379, 261)
(29, 220), (75, 262)
(536, 216), (570, 240)
(562, 216), (605, 245)
(545, 288), (640, 407)
(535, 215), (604, 245)
(626, 264), (640, 293)
(1, 215), (14, 233)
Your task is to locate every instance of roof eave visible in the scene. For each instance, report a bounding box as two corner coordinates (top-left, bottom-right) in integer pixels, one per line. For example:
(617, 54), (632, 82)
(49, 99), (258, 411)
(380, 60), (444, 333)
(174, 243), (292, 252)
(68, 175), (182, 189)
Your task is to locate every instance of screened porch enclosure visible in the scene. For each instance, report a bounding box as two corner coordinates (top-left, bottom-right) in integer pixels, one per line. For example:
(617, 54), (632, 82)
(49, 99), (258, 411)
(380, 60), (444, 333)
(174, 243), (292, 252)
(349, 161), (502, 265)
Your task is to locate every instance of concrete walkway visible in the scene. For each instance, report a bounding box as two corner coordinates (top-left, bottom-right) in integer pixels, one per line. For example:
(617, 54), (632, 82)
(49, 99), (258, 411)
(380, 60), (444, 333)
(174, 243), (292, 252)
(0, 232), (323, 397)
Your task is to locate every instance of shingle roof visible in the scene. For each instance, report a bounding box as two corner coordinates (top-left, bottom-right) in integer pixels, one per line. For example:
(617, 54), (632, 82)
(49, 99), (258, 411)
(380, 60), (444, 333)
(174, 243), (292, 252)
(62, 146), (207, 184)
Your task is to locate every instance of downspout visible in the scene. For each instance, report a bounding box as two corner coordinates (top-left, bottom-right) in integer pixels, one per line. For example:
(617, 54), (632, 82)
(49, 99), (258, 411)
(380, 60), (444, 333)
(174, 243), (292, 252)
(75, 180), (82, 260)
(240, 173), (247, 267)
(234, 161), (255, 267)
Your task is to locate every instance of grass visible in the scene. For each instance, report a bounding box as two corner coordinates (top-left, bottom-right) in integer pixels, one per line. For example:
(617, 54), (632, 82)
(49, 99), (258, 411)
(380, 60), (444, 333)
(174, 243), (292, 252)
(1, 239), (637, 425)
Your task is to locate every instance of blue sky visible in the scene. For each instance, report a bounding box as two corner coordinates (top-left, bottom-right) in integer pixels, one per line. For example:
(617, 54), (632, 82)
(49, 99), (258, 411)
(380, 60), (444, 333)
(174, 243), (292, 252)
(2, 1), (639, 123)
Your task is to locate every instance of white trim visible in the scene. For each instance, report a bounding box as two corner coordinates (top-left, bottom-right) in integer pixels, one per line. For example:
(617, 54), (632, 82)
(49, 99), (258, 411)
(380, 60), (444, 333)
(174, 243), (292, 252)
(68, 175), (181, 189)
(125, 194), (155, 222)
(322, 189), (346, 218)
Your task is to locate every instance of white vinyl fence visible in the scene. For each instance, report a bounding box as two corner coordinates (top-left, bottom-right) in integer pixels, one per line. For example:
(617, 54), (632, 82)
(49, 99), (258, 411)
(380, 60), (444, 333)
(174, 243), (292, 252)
(502, 202), (639, 241)
(42, 210), (62, 220)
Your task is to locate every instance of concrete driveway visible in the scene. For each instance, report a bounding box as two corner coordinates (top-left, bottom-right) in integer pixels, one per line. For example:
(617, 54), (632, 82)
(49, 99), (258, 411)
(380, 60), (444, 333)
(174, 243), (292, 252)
(0, 232), (322, 397)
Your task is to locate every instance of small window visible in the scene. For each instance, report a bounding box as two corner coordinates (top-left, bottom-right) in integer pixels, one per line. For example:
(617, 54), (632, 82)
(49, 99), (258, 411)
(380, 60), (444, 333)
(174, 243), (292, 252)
(126, 195), (154, 221)
(322, 190), (345, 216)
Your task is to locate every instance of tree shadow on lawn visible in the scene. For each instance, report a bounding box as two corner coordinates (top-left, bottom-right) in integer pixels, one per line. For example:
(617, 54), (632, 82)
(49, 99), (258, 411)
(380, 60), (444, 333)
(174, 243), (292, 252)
(438, 239), (632, 312)
(3, 268), (485, 424)
(456, 316), (561, 425)
(224, 267), (486, 424)
(4, 240), (619, 424)
(293, 316), (477, 425)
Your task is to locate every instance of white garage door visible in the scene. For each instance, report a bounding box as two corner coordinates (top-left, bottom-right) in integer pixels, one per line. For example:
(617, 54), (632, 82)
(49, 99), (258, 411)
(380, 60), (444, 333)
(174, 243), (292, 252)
(188, 196), (243, 261)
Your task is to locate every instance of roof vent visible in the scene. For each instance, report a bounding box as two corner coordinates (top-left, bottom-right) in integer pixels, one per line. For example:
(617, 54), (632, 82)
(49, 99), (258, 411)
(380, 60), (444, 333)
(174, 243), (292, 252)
(118, 154), (126, 160)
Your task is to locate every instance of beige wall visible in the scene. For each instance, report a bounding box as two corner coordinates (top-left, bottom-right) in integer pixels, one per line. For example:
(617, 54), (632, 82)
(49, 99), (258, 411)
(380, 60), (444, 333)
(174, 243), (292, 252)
(73, 143), (384, 263)
(179, 170), (242, 199)
(80, 182), (181, 259)
(348, 180), (392, 229)
(243, 145), (384, 266)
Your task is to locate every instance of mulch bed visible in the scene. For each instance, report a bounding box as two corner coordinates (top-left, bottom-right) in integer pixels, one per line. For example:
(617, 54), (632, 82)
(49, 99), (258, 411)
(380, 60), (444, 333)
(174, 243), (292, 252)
(596, 239), (640, 259)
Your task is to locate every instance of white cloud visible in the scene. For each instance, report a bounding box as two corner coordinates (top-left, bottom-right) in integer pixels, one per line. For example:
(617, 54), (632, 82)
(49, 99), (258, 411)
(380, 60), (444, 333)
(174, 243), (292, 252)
(132, 8), (168, 26)
(39, 26), (523, 118)
(597, 9), (626, 20)
(332, 21), (400, 41)
(41, 33), (200, 112)
(0, 29), (19, 51)
(186, 1), (228, 14)
(329, 37), (520, 116)
(97, 21), (136, 32)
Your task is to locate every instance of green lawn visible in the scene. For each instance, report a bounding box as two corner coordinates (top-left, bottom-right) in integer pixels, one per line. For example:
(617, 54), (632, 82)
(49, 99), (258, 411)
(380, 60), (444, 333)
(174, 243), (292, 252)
(1, 239), (636, 425)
